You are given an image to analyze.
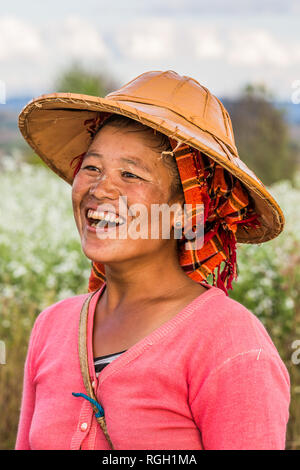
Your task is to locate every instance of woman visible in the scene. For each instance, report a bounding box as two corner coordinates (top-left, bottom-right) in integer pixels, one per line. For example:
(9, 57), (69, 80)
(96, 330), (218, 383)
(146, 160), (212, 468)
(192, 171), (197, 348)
(15, 70), (290, 450)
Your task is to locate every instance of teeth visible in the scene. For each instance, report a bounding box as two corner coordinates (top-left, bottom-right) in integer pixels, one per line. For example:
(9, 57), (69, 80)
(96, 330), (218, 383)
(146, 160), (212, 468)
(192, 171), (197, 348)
(87, 209), (124, 226)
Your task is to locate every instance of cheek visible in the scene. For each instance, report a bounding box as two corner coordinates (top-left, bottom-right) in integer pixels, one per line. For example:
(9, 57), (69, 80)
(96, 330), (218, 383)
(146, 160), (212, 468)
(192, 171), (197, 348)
(71, 176), (89, 223)
(128, 179), (167, 204)
(128, 183), (170, 234)
(72, 175), (87, 205)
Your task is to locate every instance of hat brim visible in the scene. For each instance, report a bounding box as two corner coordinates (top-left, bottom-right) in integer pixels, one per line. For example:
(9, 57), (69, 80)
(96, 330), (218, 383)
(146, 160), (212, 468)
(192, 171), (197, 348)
(18, 92), (285, 244)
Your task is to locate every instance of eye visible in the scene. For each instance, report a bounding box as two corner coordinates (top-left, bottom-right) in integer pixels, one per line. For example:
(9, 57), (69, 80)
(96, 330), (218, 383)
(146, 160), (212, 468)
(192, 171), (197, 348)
(122, 171), (141, 179)
(82, 165), (100, 172)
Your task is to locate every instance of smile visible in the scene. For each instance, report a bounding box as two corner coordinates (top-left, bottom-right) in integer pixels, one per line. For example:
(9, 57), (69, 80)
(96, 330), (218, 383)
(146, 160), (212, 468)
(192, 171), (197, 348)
(86, 209), (126, 229)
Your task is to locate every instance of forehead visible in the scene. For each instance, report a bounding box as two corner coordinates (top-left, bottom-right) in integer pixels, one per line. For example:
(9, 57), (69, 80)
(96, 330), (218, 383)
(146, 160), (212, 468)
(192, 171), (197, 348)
(86, 124), (168, 170)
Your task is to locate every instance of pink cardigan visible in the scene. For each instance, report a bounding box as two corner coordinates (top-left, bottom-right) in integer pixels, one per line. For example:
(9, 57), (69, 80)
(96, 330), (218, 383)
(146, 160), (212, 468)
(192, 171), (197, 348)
(15, 283), (290, 450)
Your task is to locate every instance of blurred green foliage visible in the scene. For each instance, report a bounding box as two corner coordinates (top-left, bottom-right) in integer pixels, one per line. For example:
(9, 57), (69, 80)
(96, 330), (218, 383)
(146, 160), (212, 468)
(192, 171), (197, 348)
(224, 83), (300, 186)
(53, 61), (119, 97)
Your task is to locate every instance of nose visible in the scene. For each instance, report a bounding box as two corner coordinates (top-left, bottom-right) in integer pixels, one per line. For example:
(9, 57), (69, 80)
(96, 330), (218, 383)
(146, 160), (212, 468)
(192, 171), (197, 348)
(89, 171), (120, 199)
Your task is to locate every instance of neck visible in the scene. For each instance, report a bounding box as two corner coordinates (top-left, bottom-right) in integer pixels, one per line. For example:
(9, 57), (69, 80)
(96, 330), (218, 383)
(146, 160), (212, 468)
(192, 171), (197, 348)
(97, 245), (193, 313)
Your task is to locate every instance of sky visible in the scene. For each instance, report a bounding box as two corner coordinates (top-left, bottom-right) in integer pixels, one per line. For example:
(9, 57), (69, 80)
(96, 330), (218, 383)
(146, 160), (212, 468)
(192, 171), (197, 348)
(0, 0), (300, 101)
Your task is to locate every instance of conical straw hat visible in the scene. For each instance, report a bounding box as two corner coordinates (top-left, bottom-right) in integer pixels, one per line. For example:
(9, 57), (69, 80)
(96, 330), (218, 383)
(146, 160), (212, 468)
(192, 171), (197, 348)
(18, 70), (285, 244)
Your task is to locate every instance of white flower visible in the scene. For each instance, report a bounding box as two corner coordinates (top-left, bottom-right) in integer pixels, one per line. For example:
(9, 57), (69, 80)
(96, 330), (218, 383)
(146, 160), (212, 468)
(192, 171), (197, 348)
(284, 298), (295, 310)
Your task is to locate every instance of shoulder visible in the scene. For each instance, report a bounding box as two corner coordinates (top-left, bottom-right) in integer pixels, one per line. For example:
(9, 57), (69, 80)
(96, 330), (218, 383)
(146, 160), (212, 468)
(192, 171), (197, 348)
(31, 292), (90, 338)
(187, 285), (284, 368)
(186, 286), (290, 409)
(37, 292), (89, 320)
(193, 285), (273, 340)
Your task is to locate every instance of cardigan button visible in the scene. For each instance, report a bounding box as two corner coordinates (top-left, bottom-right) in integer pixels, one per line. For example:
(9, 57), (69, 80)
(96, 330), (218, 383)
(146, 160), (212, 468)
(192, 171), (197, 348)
(92, 380), (96, 388)
(80, 422), (88, 432)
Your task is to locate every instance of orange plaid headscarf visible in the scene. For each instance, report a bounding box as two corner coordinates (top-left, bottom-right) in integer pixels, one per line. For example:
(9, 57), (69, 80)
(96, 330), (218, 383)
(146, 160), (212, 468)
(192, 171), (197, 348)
(71, 114), (261, 296)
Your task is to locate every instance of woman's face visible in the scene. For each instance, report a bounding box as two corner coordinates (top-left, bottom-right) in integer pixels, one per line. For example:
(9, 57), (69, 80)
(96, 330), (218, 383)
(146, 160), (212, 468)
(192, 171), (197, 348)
(72, 124), (184, 265)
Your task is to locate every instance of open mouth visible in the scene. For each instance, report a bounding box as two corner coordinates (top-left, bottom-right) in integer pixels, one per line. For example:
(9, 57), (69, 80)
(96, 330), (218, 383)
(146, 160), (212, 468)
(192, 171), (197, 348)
(86, 209), (126, 230)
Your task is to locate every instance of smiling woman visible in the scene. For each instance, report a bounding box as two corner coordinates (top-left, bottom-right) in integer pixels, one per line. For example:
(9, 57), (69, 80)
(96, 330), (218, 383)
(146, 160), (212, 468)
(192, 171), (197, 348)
(15, 70), (290, 450)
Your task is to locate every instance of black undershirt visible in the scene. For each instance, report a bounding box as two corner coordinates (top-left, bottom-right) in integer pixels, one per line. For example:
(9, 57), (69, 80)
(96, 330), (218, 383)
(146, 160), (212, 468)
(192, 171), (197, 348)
(94, 350), (127, 374)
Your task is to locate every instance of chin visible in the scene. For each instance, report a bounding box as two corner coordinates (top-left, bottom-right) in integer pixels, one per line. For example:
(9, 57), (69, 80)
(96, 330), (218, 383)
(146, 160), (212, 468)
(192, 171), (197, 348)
(81, 226), (166, 265)
(81, 236), (132, 265)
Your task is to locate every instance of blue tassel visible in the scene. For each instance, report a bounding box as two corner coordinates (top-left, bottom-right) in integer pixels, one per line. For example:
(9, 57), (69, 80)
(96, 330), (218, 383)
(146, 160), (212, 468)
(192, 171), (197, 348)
(72, 392), (104, 418)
